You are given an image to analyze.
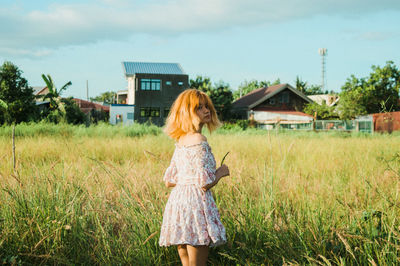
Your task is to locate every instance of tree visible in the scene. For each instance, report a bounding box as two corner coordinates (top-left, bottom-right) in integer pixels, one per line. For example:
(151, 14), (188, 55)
(337, 61), (400, 119)
(233, 79), (280, 100)
(0, 61), (38, 124)
(90, 91), (116, 104)
(40, 74), (86, 124)
(62, 97), (87, 125)
(190, 76), (233, 120)
(189, 76), (212, 91)
(303, 102), (339, 120)
(208, 81), (233, 121)
(41, 74), (71, 112)
(295, 76), (308, 94)
(295, 76), (325, 95)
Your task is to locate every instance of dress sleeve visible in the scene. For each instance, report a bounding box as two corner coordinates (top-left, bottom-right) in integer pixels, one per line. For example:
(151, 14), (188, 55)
(198, 144), (216, 187)
(163, 149), (178, 184)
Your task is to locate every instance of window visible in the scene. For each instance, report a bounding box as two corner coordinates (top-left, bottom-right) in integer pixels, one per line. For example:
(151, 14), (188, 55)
(127, 113), (134, 120)
(164, 108), (170, 118)
(279, 91), (289, 103)
(140, 79), (161, 91)
(140, 107), (160, 117)
(178, 81), (184, 86)
(166, 81), (172, 86)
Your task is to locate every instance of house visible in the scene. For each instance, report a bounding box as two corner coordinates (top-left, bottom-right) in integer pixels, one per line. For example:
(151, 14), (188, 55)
(32, 86), (50, 110)
(308, 94), (339, 107)
(72, 98), (110, 114)
(232, 83), (314, 129)
(33, 86), (49, 97)
(369, 111), (400, 133)
(114, 61), (189, 125)
(116, 90), (128, 104)
(109, 104), (135, 125)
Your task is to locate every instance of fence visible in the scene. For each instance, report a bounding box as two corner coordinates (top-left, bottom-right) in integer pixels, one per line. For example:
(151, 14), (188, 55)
(257, 119), (374, 133)
(314, 119), (373, 133)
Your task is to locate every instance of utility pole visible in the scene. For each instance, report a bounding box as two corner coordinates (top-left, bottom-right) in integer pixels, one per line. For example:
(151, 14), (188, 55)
(86, 80), (89, 101)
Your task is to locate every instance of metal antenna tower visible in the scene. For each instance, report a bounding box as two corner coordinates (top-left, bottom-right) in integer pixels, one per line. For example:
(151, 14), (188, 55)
(318, 48), (327, 92)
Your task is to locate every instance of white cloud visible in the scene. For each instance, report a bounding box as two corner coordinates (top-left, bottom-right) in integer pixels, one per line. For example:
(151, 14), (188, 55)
(355, 31), (399, 41)
(1, 0), (399, 57)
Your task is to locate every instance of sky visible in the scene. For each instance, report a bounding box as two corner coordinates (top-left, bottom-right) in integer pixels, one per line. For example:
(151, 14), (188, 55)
(1, 0), (400, 99)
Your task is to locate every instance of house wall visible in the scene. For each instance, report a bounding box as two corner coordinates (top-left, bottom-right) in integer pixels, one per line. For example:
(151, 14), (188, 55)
(131, 73), (189, 125)
(109, 104), (135, 126)
(253, 111), (313, 123)
(253, 89), (308, 112)
(127, 77), (135, 105)
(373, 111), (400, 133)
(233, 108), (248, 119)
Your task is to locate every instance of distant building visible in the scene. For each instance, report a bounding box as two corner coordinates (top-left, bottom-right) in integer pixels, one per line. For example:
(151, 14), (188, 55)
(115, 61), (189, 125)
(308, 94), (339, 107)
(32, 86), (50, 110)
(232, 83), (314, 129)
(72, 98), (110, 114)
(109, 104), (135, 126)
(116, 90), (128, 104)
(32, 86), (49, 97)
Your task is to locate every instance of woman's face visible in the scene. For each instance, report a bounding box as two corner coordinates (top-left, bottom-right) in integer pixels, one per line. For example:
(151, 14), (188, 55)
(196, 101), (211, 124)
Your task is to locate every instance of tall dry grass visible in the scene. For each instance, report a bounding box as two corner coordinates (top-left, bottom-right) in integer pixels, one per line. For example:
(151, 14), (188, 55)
(0, 124), (399, 264)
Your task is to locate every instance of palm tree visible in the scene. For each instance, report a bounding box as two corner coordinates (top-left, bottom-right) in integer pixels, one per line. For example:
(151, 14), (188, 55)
(41, 74), (72, 112)
(295, 76), (308, 94)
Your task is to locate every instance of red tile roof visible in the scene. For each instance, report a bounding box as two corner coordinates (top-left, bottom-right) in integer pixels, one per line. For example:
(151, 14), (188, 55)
(72, 98), (110, 113)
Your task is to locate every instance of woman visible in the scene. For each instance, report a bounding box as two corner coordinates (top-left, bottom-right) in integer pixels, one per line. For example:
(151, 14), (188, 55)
(159, 89), (230, 265)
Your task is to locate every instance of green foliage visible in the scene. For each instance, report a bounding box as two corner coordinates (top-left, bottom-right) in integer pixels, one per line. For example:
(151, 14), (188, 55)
(0, 99), (7, 110)
(295, 76), (326, 95)
(0, 122), (162, 138)
(0, 61), (38, 124)
(233, 79), (281, 100)
(39, 74), (82, 124)
(190, 76), (233, 120)
(189, 76), (212, 91)
(62, 97), (87, 125)
(41, 74), (71, 112)
(221, 120), (251, 131)
(338, 61), (400, 119)
(209, 81), (233, 121)
(304, 102), (339, 119)
(90, 91), (116, 104)
(88, 109), (109, 124)
(0, 132), (399, 264)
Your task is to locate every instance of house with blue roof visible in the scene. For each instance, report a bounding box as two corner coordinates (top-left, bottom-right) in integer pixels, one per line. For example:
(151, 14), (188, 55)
(110, 61), (189, 125)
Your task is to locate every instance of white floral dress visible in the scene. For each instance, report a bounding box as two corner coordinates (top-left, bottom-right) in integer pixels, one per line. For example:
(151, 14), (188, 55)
(159, 141), (226, 247)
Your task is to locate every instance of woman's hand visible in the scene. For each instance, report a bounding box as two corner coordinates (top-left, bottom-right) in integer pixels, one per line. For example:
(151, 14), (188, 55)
(202, 164), (230, 192)
(165, 181), (176, 188)
(216, 164), (230, 179)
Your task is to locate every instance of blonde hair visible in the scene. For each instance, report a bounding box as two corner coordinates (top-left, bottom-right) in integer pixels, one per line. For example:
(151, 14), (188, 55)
(164, 89), (221, 140)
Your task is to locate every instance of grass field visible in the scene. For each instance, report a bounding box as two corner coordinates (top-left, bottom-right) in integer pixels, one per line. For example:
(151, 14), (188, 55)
(0, 123), (399, 265)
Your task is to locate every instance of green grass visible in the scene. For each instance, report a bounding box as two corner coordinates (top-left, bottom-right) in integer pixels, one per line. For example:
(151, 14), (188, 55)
(0, 123), (399, 265)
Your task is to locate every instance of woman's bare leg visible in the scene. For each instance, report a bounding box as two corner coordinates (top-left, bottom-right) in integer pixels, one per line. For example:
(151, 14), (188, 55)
(186, 245), (209, 266)
(177, 244), (189, 266)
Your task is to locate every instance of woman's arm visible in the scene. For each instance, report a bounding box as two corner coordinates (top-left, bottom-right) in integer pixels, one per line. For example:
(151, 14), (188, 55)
(165, 181), (176, 188)
(201, 164), (229, 192)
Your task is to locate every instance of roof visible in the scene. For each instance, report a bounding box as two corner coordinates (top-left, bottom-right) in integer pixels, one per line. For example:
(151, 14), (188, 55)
(72, 98), (110, 113)
(308, 94), (339, 107)
(233, 83), (313, 109)
(122, 62), (186, 76)
(32, 86), (47, 95)
(253, 109), (313, 117)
